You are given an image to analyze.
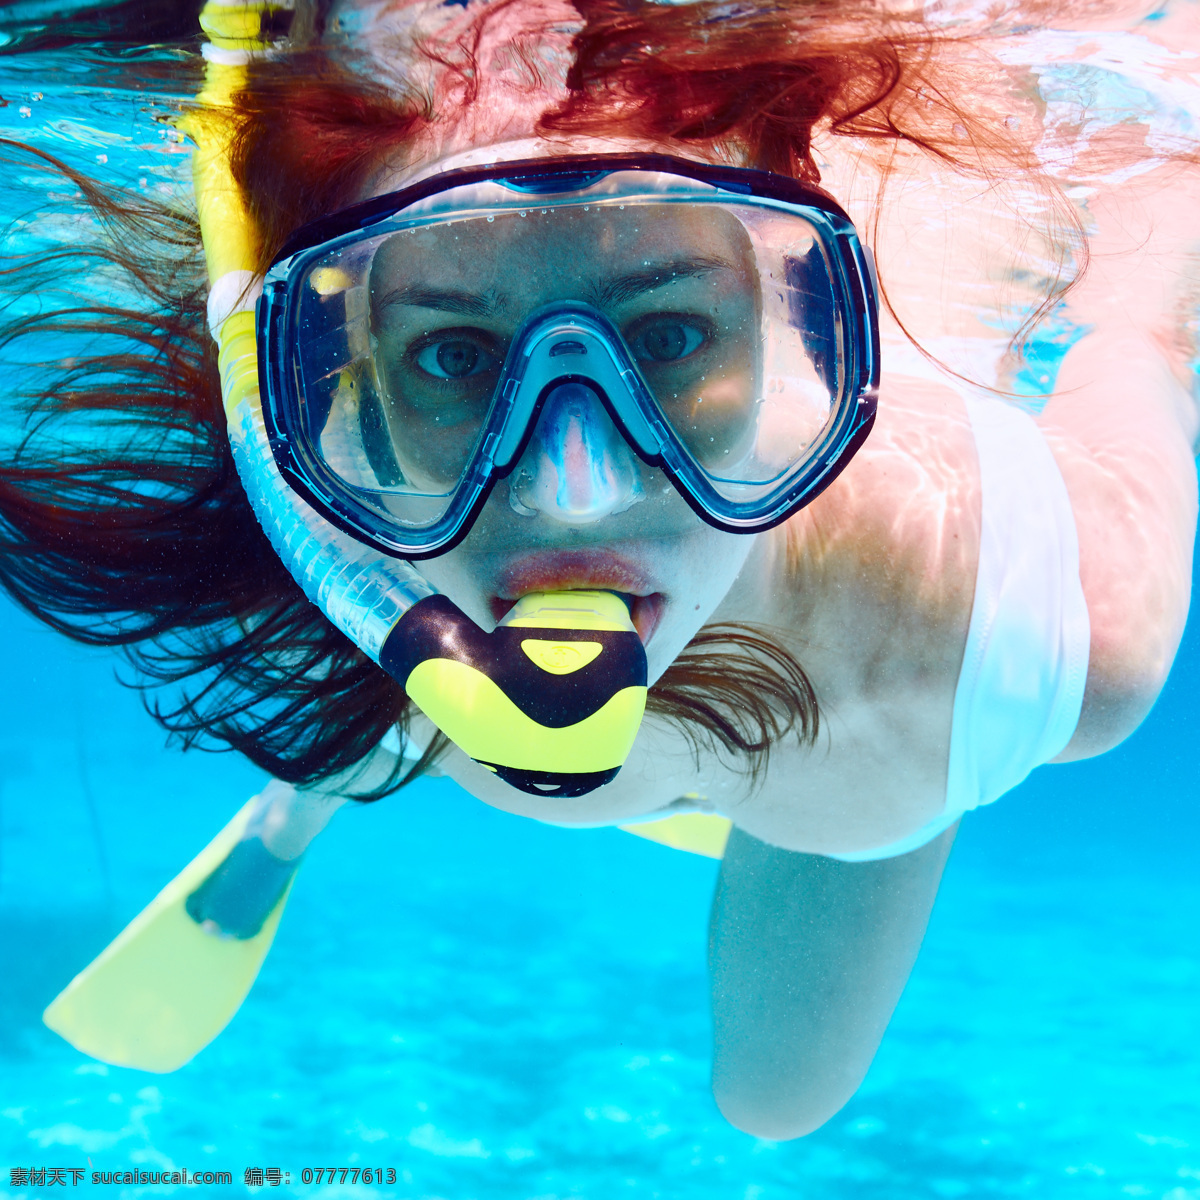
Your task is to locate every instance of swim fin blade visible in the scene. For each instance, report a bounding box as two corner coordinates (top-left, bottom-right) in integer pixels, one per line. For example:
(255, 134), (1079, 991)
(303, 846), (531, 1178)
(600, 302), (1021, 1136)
(620, 811), (732, 859)
(42, 797), (295, 1073)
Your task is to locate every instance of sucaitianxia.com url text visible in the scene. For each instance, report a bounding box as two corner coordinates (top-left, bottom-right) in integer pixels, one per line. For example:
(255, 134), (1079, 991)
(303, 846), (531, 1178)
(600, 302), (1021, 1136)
(8, 1168), (233, 1187)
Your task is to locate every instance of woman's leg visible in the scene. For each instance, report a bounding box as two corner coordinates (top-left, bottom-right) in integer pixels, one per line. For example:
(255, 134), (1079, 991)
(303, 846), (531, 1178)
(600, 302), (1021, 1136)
(185, 741), (402, 937)
(708, 823), (956, 1139)
(185, 780), (346, 938)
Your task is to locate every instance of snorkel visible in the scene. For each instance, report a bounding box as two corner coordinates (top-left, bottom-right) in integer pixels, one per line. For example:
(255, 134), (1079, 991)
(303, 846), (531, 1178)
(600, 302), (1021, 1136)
(187, 0), (648, 797)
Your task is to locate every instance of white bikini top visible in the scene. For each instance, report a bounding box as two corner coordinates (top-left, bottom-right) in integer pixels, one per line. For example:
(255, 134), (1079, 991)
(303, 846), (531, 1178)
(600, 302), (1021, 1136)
(831, 395), (1092, 861)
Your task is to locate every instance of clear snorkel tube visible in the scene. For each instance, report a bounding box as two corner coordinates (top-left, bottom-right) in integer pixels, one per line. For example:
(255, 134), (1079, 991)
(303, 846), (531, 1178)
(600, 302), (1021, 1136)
(189, 2), (435, 658)
(185, 0), (648, 798)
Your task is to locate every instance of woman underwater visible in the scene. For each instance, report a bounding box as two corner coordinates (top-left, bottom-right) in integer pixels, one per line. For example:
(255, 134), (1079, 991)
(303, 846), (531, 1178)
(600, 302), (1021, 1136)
(2, 0), (1198, 1140)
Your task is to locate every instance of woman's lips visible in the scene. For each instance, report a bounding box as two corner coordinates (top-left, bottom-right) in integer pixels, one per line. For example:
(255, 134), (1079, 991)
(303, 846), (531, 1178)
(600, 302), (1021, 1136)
(628, 594), (665, 644)
(490, 552), (666, 645)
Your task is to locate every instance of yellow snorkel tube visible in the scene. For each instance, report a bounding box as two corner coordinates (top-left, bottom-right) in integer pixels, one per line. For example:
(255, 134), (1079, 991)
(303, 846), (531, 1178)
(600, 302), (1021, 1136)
(187, 5), (648, 799)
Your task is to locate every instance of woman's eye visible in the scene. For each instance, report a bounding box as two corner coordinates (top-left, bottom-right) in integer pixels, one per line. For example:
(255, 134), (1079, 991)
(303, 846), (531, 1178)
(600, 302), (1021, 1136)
(413, 337), (497, 380)
(628, 318), (708, 364)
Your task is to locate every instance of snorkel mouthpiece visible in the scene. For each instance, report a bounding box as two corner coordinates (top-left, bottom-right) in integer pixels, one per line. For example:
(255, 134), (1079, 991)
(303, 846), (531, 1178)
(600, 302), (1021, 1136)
(381, 591), (647, 797)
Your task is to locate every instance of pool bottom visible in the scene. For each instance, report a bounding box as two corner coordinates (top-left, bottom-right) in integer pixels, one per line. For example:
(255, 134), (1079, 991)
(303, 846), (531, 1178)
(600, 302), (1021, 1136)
(0, 599), (1197, 1199)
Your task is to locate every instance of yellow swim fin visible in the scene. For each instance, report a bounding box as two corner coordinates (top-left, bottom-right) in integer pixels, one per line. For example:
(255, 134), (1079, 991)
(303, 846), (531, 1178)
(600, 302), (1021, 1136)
(620, 808), (732, 859)
(43, 797), (295, 1073)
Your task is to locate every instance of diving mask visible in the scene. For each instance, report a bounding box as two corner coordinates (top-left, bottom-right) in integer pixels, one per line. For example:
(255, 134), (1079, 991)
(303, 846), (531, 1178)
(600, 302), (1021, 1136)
(258, 154), (879, 558)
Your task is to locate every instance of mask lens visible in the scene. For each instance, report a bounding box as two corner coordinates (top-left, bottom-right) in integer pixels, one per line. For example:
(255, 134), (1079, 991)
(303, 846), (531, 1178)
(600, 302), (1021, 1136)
(284, 170), (856, 546)
(293, 235), (501, 534)
(657, 206), (844, 508)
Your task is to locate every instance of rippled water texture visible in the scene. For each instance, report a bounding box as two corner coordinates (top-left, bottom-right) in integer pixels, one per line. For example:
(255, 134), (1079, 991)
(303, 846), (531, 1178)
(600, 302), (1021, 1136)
(0, 4), (1198, 1198)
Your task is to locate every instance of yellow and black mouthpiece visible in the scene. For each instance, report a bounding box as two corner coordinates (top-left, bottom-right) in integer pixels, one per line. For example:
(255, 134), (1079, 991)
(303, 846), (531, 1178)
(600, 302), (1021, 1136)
(381, 590), (648, 797)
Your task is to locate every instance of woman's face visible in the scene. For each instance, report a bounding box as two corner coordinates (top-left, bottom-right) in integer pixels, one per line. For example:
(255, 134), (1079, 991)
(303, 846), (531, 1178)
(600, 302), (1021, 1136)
(365, 144), (763, 682)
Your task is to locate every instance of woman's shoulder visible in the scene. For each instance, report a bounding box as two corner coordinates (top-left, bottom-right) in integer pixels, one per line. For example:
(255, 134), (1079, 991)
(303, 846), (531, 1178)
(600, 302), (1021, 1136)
(773, 370), (981, 630)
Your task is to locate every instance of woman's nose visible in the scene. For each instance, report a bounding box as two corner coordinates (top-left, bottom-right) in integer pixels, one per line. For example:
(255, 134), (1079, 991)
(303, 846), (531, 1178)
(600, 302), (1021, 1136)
(508, 382), (644, 523)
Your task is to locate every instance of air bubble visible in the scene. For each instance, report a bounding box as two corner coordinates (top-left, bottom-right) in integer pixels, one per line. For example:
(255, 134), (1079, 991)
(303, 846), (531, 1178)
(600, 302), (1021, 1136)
(486, 216), (495, 223)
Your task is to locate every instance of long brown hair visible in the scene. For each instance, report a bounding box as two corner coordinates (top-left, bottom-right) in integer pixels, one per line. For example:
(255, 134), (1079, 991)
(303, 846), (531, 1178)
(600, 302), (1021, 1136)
(0, 0), (1068, 796)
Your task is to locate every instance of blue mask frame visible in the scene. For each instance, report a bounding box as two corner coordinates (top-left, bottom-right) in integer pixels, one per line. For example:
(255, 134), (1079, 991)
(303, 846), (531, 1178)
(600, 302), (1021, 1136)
(258, 153), (880, 560)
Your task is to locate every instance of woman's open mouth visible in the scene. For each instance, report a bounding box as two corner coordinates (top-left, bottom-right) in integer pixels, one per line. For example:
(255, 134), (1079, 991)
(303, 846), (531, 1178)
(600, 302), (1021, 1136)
(490, 552), (666, 644)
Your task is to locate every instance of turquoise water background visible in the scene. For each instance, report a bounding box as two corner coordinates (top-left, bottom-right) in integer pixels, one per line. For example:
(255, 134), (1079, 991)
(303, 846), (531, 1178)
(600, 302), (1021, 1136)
(0, 13), (1198, 1198)
(1, 555), (1198, 1199)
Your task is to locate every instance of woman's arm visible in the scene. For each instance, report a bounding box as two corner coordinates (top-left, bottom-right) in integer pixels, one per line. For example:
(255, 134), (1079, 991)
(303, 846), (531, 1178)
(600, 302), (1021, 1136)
(708, 824), (956, 1140)
(1036, 163), (1200, 758)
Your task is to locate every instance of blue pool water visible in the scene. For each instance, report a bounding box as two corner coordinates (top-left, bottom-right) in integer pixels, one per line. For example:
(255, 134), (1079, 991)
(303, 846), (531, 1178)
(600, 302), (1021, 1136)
(1, 562), (1198, 1200)
(1, 10), (1198, 1198)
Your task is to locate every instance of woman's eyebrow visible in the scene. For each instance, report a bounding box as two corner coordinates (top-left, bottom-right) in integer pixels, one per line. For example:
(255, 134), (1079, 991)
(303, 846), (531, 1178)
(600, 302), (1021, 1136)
(373, 256), (735, 317)
(594, 255), (737, 306)
(374, 285), (500, 317)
